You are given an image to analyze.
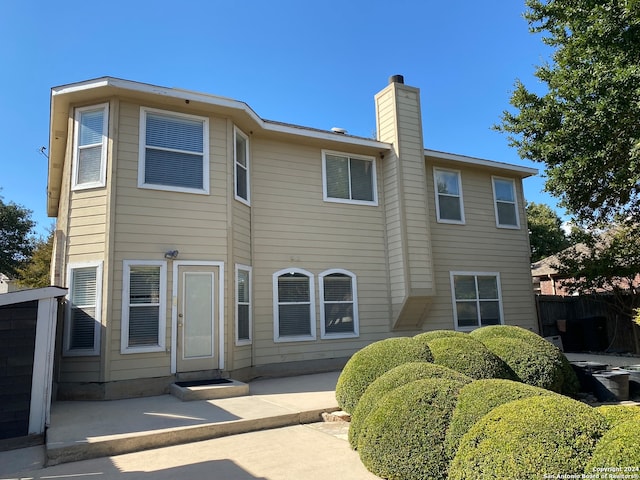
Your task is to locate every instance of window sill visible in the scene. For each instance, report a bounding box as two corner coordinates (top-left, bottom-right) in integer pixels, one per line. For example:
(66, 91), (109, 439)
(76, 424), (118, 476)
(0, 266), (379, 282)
(274, 335), (317, 343)
(321, 332), (359, 340)
(323, 197), (378, 207)
(138, 183), (209, 195)
(121, 345), (166, 354)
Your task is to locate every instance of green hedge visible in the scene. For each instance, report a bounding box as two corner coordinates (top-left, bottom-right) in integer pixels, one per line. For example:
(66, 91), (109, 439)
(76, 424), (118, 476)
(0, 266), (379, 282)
(335, 337), (433, 413)
(596, 404), (640, 427)
(414, 330), (468, 343)
(418, 335), (514, 380)
(585, 415), (640, 471)
(349, 362), (472, 449)
(448, 395), (608, 479)
(444, 379), (557, 458)
(470, 325), (578, 394)
(357, 378), (467, 480)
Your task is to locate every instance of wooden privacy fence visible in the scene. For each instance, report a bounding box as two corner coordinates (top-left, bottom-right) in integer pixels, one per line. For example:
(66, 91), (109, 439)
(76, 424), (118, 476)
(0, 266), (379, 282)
(535, 294), (640, 355)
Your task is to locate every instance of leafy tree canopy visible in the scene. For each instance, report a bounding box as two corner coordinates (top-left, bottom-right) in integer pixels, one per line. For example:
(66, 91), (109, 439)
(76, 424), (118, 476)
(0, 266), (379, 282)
(556, 223), (640, 297)
(497, 0), (640, 226)
(0, 196), (35, 277)
(526, 202), (571, 261)
(16, 226), (54, 288)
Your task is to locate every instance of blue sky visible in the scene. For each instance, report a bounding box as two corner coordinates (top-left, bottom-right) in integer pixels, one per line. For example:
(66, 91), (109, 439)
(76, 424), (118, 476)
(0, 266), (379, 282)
(0, 1), (560, 236)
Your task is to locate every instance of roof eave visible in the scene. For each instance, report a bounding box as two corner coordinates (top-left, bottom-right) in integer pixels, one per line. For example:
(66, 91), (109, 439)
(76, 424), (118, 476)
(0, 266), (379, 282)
(424, 148), (538, 177)
(46, 77), (391, 217)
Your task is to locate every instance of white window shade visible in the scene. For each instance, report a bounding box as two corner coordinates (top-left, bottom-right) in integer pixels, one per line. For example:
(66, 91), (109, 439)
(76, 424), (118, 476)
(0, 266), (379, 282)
(236, 267), (251, 343)
(73, 104), (108, 189)
(320, 270), (359, 338)
(65, 263), (102, 356)
(323, 151), (377, 205)
(121, 261), (166, 353)
(273, 269), (316, 342)
(128, 266), (160, 347)
(139, 108), (209, 194)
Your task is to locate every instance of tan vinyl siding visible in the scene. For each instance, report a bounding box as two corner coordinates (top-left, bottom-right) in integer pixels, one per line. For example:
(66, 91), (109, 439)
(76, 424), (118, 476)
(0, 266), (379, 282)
(426, 157), (537, 331)
(103, 101), (229, 381)
(250, 137), (391, 365)
(375, 82), (435, 328)
(58, 107), (107, 383)
(376, 87), (407, 318)
(231, 202), (252, 370)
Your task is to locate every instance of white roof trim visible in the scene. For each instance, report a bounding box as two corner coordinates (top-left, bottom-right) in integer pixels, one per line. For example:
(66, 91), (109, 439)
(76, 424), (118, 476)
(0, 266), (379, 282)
(424, 148), (538, 177)
(52, 77), (390, 150)
(0, 287), (68, 306)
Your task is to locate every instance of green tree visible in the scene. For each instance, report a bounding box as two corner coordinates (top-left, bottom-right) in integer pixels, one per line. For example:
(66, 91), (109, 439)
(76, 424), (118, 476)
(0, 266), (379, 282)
(0, 196), (35, 277)
(526, 202), (570, 261)
(16, 226), (54, 288)
(556, 223), (640, 297)
(555, 222), (640, 350)
(496, 0), (640, 227)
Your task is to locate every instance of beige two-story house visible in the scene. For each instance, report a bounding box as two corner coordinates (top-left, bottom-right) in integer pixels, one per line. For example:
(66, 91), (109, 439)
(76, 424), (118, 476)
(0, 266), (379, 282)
(46, 75), (538, 399)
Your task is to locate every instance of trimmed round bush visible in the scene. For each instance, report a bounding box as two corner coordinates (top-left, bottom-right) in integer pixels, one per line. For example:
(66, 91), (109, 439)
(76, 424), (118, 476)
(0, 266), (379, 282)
(448, 395), (608, 479)
(444, 379), (557, 458)
(420, 335), (514, 380)
(470, 325), (579, 395)
(596, 404), (640, 428)
(414, 330), (468, 343)
(349, 362), (472, 449)
(585, 415), (640, 471)
(358, 378), (467, 480)
(335, 337), (433, 413)
(470, 326), (562, 392)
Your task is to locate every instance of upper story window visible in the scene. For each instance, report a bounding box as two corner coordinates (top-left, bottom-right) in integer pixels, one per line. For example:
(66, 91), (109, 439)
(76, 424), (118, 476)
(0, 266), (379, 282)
(138, 108), (209, 194)
(65, 262), (103, 356)
(72, 104), (108, 190)
(434, 168), (464, 224)
(234, 127), (250, 205)
(319, 269), (359, 339)
(273, 268), (316, 342)
(450, 272), (503, 331)
(322, 151), (378, 206)
(492, 177), (520, 228)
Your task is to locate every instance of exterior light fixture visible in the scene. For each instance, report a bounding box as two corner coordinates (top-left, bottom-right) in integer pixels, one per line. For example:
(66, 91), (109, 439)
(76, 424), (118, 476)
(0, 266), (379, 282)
(164, 250), (179, 260)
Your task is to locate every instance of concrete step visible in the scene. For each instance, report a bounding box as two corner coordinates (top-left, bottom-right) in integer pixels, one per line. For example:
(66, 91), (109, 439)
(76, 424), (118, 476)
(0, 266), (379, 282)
(169, 378), (249, 401)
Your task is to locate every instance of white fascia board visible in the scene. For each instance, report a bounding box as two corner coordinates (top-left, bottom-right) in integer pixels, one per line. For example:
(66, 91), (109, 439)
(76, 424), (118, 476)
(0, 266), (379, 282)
(0, 287), (68, 306)
(424, 148), (538, 177)
(52, 77), (390, 150)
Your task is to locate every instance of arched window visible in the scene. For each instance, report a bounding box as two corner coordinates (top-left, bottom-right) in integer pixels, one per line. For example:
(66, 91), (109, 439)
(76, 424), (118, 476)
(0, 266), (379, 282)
(319, 269), (359, 338)
(273, 268), (316, 342)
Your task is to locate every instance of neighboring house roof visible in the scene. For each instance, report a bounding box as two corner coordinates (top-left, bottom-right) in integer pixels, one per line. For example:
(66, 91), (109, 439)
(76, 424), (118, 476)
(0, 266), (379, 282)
(0, 273), (17, 294)
(531, 244), (590, 278)
(47, 76), (538, 216)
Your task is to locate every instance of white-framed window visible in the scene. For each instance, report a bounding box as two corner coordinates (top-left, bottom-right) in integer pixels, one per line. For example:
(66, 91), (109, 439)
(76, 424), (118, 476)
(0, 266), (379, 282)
(322, 150), (378, 205)
(138, 107), (209, 194)
(235, 264), (252, 345)
(492, 176), (520, 228)
(121, 260), (167, 353)
(64, 261), (103, 356)
(234, 127), (250, 205)
(319, 269), (359, 339)
(450, 272), (504, 331)
(273, 268), (316, 342)
(434, 167), (464, 224)
(72, 103), (108, 190)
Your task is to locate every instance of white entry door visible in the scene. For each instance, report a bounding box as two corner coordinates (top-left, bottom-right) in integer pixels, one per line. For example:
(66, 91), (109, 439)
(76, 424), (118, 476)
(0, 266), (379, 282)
(176, 265), (219, 373)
